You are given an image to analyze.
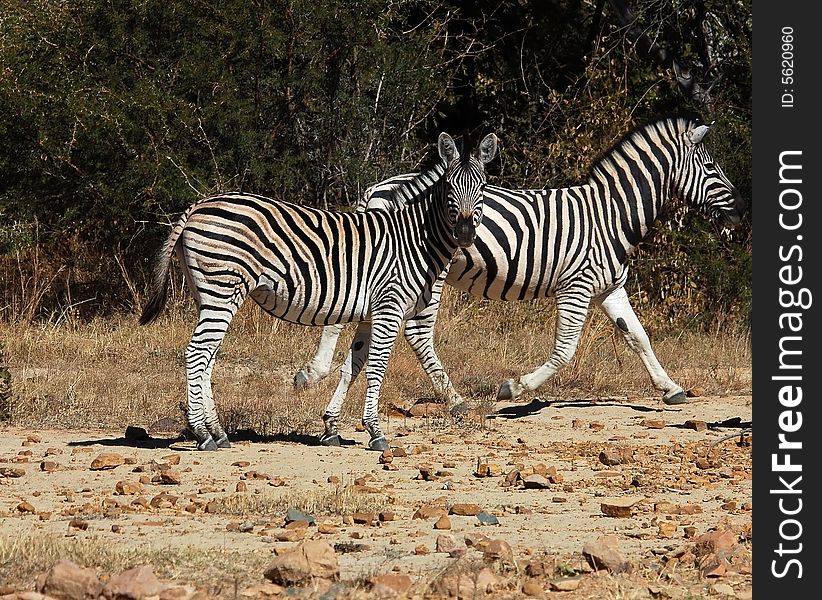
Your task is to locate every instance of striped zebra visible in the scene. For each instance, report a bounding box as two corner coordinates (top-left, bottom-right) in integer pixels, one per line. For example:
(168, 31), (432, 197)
(294, 113), (745, 409)
(139, 131), (498, 451)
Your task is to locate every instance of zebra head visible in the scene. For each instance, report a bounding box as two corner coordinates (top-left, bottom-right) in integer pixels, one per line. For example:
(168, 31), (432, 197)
(676, 120), (746, 228)
(438, 132), (498, 247)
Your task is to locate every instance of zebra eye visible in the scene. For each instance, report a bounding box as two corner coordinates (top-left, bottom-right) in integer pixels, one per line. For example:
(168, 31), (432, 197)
(704, 162), (715, 171)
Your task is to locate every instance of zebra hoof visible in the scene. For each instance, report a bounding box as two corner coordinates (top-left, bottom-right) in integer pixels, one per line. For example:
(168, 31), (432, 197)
(663, 391), (689, 405)
(496, 379), (520, 401)
(319, 434), (342, 447)
(198, 436), (219, 451)
(213, 434), (232, 448)
(293, 370), (310, 389)
(368, 436), (389, 452)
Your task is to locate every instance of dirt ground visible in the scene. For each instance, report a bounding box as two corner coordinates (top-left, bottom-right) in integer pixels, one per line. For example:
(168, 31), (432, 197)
(0, 391), (752, 599)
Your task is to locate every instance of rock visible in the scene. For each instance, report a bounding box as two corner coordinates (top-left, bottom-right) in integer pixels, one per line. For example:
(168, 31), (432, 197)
(433, 515), (451, 530)
(476, 511), (499, 526)
(352, 512), (374, 525)
(0, 467), (25, 478)
(549, 578), (581, 591)
(369, 573), (413, 598)
(483, 539), (515, 568)
(17, 501), (36, 514)
(640, 418), (666, 429)
(436, 567), (498, 599)
(684, 419), (708, 431)
(693, 529), (737, 557)
(463, 531), (492, 549)
(686, 386), (705, 398)
(449, 503), (481, 516)
(523, 474), (550, 489)
(115, 481), (143, 496)
(36, 559), (103, 600)
(124, 426), (149, 441)
(154, 470), (181, 485)
(104, 565), (168, 599)
(436, 534), (457, 553)
(90, 453), (125, 471)
(600, 496), (642, 518)
(412, 504), (447, 520)
(525, 553), (556, 578)
(657, 521), (677, 538)
(521, 578), (545, 598)
(598, 450), (624, 466)
(582, 534), (632, 573)
(263, 540), (339, 585)
(285, 507), (316, 526)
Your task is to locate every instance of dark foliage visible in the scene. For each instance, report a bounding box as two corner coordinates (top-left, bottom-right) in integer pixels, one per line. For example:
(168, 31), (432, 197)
(0, 0), (751, 325)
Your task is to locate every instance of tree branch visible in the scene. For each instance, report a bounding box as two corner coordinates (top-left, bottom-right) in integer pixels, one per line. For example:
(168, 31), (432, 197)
(607, 0), (713, 112)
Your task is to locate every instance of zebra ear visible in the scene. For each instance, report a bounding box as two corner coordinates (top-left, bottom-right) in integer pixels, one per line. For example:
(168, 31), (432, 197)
(477, 133), (499, 164)
(438, 133), (460, 164)
(686, 124), (711, 146)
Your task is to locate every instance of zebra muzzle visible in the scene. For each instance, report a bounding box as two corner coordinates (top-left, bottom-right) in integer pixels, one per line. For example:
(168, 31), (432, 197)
(453, 217), (476, 248)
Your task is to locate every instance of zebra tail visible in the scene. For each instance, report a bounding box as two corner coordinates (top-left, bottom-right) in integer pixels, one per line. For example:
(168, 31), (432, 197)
(138, 212), (188, 326)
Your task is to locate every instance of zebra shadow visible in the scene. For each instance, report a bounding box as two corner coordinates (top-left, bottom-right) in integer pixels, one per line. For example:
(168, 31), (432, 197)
(67, 428), (348, 450)
(487, 397), (664, 420)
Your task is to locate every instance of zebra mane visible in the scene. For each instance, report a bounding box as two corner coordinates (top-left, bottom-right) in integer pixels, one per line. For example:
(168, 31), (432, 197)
(586, 112), (705, 181)
(382, 155), (447, 208)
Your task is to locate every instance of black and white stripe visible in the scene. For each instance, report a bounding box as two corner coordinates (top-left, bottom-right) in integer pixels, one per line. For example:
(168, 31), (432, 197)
(140, 132), (498, 450)
(295, 114), (745, 408)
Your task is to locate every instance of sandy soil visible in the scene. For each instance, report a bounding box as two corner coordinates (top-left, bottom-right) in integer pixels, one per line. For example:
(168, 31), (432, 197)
(0, 392), (752, 598)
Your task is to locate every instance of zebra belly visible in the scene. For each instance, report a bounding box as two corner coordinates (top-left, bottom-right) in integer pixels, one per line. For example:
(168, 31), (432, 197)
(249, 270), (371, 326)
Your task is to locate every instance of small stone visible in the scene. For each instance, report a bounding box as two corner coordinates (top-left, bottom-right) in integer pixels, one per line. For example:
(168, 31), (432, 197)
(69, 519), (89, 531)
(549, 578), (581, 591)
(449, 503), (481, 516)
(523, 474), (551, 489)
(414, 544), (430, 555)
(90, 453), (125, 471)
(476, 511), (499, 526)
(433, 515), (451, 530)
(285, 507), (316, 526)
(641, 418), (666, 429)
(1, 467), (26, 478)
(684, 419), (708, 431)
(17, 501), (36, 513)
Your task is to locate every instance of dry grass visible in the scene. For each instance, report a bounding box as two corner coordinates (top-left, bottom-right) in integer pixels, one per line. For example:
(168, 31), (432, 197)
(0, 286), (751, 437)
(0, 533), (271, 596)
(0, 290), (751, 598)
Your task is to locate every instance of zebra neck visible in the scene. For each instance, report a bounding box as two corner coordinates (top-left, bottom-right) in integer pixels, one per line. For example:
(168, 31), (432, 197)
(400, 184), (460, 262)
(590, 160), (671, 253)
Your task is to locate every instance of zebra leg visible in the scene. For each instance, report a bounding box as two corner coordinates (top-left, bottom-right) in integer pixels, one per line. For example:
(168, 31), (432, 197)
(404, 305), (466, 413)
(319, 322), (371, 447)
(294, 324), (345, 389)
(185, 318), (235, 451)
(598, 286), (687, 405)
(497, 293), (590, 400)
(362, 314), (403, 451)
(201, 357), (231, 448)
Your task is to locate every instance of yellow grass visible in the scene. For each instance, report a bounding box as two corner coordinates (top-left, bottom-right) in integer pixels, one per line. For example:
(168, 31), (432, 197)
(0, 290), (751, 598)
(0, 286), (751, 436)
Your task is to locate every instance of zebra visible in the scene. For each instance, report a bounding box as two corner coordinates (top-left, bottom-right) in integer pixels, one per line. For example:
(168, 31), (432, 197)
(294, 113), (746, 410)
(138, 131), (499, 451)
